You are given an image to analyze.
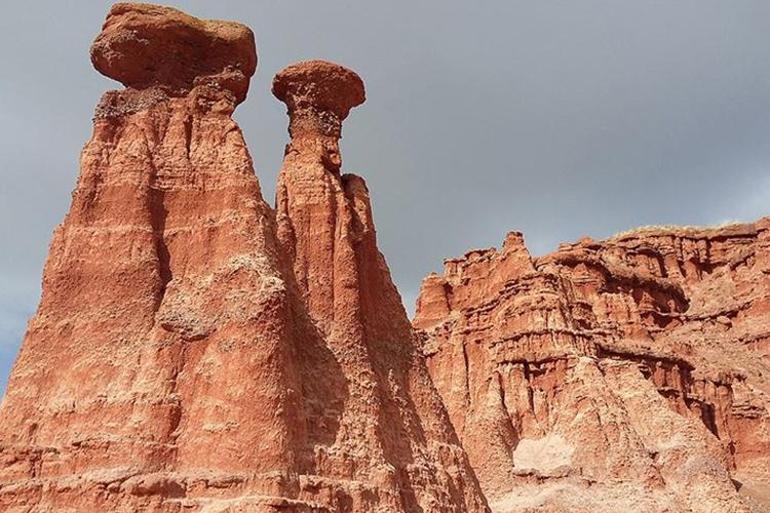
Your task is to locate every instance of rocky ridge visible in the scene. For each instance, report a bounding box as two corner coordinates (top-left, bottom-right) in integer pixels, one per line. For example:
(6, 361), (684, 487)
(414, 221), (770, 512)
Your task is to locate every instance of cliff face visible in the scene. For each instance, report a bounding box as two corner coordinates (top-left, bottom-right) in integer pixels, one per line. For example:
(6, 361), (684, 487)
(0, 5), (487, 513)
(414, 222), (770, 512)
(2, 3), (770, 513)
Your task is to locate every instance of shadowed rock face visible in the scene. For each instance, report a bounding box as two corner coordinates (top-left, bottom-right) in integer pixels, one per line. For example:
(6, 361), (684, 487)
(414, 222), (770, 513)
(0, 5), (488, 513)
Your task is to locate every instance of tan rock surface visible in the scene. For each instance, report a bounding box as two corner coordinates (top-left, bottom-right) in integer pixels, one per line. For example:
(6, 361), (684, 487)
(0, 5), (488, 513)
(415, 223), (770, 512)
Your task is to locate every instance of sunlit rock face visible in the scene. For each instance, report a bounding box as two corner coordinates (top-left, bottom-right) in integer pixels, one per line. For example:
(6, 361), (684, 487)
(2, 3), (769, 513)
(415, 222), (770, 513)
(0, 4), (489, 513)
(273, 58), (489, 513)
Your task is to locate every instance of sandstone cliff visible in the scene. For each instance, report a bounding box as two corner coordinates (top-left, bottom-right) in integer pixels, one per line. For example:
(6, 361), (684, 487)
(0, 4), (488, 513)
(2, 3), (770, 513)
(415, 222), (770, 512)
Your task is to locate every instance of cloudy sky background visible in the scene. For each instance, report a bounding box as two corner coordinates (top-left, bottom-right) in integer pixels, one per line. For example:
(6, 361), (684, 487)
(2, 1), (770, 391)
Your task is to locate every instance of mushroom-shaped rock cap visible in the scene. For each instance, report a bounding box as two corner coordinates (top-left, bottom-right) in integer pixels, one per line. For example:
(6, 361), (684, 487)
(272, 60), (365, 120)
(91, 3), (257, 103)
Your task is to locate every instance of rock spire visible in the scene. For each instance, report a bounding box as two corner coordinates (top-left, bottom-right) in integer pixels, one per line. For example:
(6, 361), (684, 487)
(273, 59), (488, 513)
(0, 6), (488, 513)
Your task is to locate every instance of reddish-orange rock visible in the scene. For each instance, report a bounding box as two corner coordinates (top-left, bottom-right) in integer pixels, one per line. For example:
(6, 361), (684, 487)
(273, 59), (488, 513)
(91, 3), (257, 103)
(0, 5), (488, 513)
(3, 4), (769, 513)
(0, 4), (303, 511)
(415, 222), (770, 512)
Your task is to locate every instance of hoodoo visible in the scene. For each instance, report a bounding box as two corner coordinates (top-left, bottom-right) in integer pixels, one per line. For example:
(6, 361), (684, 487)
(415, 222), (770, 512)
(0, 3), (307, 511)
(0, 4), (488, 513)
(273, 59), (488, 513)
(273, 60), (367, 331)
(3, 3), (769, 513)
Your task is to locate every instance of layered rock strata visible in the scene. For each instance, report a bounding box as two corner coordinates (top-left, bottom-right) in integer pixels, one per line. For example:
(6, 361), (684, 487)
(0, 5), (488, 513)
(273, 60), (487, 513)
(415, 222), (770, 513)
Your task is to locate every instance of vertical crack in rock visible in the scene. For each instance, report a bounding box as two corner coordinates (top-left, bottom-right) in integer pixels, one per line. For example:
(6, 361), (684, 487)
(462, 341), (472, 410)
(148, 189), (172, 296)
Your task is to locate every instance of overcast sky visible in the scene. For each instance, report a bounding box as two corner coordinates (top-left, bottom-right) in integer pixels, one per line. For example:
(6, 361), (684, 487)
(2, 1), (770, 392)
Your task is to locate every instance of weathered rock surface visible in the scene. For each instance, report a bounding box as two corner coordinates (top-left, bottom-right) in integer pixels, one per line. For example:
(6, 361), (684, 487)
(3, 3), (770, 513)
(415, 223), (770, 512)
(91, 3), (257, 103)
(273, 59), (487, 513)
(0, 5), (488, 513)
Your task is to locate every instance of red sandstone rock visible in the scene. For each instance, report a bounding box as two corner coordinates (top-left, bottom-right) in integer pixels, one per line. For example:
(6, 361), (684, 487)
(272, 60), (365, 126)
(3, 4), (770, 513)
(0, 6), (488, 513)
(91, 3), (257, 103)
(1, 5), (301, 512)
(273, 59), (488, 513)
(415, 222), (770, 512)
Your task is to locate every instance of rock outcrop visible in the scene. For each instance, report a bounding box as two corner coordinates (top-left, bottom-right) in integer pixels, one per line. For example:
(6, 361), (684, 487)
(273, 59), (487, 513)
(415, 223), (770, 512)
(0, 5), (488, 513)
(3, 3), (770, 513)
(90, 3), (257, 104)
